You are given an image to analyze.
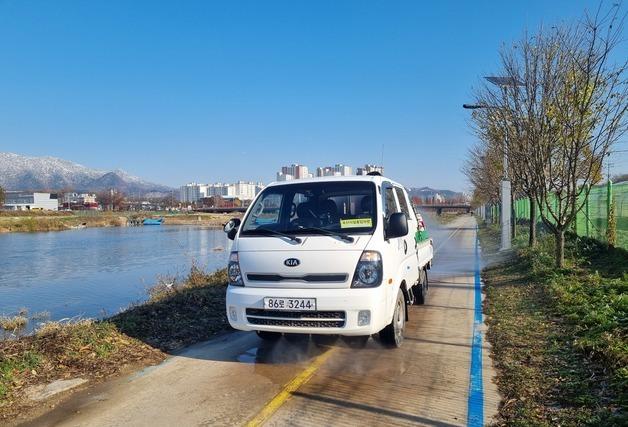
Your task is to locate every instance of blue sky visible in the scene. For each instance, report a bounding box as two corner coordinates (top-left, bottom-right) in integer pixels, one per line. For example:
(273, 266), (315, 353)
(0, 0), (621, 191)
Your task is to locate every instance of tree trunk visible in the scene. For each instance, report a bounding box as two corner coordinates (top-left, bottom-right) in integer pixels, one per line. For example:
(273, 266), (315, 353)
(555, 230), (565, 268)
(529, 198), (536, 247)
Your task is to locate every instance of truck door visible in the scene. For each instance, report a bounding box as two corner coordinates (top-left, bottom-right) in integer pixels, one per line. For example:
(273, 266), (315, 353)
(393, 186), (420, 286)
(382, 183), (403, 314)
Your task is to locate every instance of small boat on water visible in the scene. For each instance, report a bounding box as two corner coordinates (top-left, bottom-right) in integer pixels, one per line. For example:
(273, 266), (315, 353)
(142, 218), (164, 226)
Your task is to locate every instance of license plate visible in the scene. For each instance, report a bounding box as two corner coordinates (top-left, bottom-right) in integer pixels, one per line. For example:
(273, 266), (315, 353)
(264, 297), (316, 311)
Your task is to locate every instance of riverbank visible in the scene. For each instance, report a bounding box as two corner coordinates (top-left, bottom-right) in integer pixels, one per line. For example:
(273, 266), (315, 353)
(479, 224), (627, 425)
(0, 267), (230, 423)
(0, 211), (240, 233)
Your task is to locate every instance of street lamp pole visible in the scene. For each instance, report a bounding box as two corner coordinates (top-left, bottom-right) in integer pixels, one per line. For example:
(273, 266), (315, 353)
(463, 76), (521, 250)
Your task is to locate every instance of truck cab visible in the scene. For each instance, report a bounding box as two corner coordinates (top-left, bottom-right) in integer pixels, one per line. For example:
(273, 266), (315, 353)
(224, 175), (433, 347)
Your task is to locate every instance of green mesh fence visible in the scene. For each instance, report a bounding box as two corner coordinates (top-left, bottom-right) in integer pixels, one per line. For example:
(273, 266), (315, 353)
(587, 184), (609, 242)
(615, 182), (628, 249)
(513, 181), (628, 250)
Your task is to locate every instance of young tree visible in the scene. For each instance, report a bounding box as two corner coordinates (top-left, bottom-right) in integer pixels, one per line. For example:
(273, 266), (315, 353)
(530, 8), (627, 266)
(470, 5), (627, 265)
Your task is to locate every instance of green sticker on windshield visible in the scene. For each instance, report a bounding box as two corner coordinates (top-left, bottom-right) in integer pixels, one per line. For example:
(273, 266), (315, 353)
(340, 218), (372, 228)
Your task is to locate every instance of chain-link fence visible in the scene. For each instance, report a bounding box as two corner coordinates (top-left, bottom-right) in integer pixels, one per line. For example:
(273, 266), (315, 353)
(511, 181), (628, 250)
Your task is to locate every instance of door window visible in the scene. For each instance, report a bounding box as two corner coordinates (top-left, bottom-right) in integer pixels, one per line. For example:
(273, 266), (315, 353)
(384, 186), (398, 218)
(394, 187), (412, 219)
(242, 192), (283, 229)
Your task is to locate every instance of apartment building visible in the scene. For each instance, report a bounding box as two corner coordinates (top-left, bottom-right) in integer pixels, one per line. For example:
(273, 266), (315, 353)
(179, 181), (263, 203)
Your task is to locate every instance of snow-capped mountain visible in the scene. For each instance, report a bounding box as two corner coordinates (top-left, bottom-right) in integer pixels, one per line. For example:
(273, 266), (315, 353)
(0, 152), (172, 193)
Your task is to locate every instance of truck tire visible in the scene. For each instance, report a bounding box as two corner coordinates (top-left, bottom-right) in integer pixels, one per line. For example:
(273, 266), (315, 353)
(256, 331), (281, 341)
(379, 289), (405, 347)
(414, 268), (427, 305)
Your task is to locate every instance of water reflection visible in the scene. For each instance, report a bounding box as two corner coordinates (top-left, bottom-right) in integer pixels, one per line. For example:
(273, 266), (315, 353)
(0, 226), (229, 321)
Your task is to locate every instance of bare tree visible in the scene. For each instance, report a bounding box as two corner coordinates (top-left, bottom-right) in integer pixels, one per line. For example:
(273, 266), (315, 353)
(97, 189), (126, 211)
(488, 28), (561, 248)
(462, 141), (502, 208)
(469, 5), (627, 265)
(530, 7), (627, 266)
(0, 186), (5, 206)
(465, 101), (527, 237)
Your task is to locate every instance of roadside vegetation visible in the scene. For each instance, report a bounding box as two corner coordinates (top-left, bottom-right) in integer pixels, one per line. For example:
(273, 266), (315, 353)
(110, 267), (229, 351)
(479, 223), (627, 426)
(0, 266), (229, 422)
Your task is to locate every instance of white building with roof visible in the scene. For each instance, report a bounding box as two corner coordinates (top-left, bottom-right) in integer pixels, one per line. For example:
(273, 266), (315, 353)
(3, 192), (59, 211)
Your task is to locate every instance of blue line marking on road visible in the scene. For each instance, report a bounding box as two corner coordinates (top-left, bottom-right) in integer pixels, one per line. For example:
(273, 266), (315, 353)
(467, 225), (484, 427)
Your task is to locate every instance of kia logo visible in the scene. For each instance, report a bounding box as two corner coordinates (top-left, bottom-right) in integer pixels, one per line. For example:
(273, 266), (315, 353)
(284, 258), (300, 267)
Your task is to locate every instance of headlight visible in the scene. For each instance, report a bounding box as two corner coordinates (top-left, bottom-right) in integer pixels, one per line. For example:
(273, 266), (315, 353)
(228, 252), (244, 286)
(351, 251), (383, 288)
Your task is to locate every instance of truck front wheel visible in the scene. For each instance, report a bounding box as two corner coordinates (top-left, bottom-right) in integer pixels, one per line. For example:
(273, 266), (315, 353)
(379, 289), (405, 347)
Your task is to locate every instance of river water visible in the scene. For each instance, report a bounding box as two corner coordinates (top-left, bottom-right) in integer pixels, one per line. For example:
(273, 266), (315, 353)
(0, 226), (230, 322)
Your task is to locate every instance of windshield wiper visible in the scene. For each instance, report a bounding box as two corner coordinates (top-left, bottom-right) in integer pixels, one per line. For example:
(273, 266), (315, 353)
(254, 228), (302, 243)
(295, 226), (355, 243)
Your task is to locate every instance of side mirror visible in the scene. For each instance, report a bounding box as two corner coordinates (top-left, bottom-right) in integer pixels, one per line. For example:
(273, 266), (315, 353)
(387, 212), (408, 239)
(223, 218), (241, 240)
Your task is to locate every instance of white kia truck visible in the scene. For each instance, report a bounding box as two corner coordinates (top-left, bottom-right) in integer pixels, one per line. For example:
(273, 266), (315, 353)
(223, 174), (433, 347)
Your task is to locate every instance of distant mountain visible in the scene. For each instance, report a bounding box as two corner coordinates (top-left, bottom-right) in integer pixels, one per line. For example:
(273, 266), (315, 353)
(0, 152), (172, 194)
(407, 186), (466, 201)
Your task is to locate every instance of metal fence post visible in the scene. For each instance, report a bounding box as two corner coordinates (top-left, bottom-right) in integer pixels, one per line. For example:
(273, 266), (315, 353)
(607, 180), (613, 218)
(607, 179), (613, 235)
(585, 185), (590, 237)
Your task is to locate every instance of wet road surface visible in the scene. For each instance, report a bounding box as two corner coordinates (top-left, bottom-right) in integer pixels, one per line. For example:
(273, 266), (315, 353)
(26, 215), (499, 427)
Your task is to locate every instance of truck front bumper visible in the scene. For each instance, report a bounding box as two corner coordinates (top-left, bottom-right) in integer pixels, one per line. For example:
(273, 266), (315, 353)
(226, 285), (388, 336)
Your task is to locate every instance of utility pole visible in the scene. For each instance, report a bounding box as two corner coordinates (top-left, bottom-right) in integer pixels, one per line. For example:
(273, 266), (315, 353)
(463, 75), (522, 250)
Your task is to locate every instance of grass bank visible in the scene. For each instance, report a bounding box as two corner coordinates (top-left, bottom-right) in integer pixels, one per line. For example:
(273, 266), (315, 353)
(110, 267), (229, 351)
(0, 212), (127, 232)
(156, 212), (238, 228)
(479, 224), (627, 426)
(0, 266), (229, 422)
(0, 211), (238, 233)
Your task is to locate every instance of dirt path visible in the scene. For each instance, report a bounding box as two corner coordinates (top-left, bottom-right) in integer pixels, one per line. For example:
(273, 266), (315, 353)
(24, 215), (499, 427)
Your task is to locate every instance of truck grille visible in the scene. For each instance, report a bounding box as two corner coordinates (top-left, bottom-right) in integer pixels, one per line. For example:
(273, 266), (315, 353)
(247, 273), (348, 283)
(246, 308), (346, 328)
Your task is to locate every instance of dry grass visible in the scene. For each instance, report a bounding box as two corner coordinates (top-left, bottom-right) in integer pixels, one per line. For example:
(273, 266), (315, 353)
(0, 211), (67, 217)
(159, 212), (240, 227)
(0, 211), (239, 232)
(0, 317), (28, 332)
(0, 215), (127, 233)
(0, 320), (164, 421)
(110, 267), (229, 351)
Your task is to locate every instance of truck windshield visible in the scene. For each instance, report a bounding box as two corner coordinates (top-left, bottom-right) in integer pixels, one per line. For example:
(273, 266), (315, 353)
(240, 181), (377, 236)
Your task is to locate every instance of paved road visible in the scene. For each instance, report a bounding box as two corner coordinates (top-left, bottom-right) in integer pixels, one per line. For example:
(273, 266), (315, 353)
(26, 215), (499, 427)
